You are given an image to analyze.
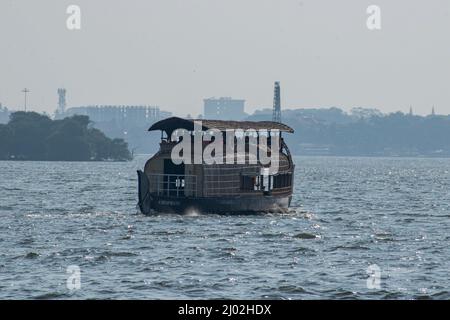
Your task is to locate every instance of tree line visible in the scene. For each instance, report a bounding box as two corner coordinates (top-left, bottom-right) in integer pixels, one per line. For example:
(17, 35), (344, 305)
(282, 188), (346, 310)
(249, 108), (450, 156)
(0, 112), (132, 161)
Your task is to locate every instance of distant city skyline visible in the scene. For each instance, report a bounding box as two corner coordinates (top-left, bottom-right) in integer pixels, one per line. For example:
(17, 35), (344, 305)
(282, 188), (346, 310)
(1, 0), (450, 116)
(0, 89), (442, 118)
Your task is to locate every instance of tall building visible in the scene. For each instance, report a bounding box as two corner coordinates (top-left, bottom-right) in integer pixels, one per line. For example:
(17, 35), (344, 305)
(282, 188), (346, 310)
(51, 89), (173, 153)
(63, 105), (164, 125)
(203, 97), (247, 120)
(53, 89), (170, 124)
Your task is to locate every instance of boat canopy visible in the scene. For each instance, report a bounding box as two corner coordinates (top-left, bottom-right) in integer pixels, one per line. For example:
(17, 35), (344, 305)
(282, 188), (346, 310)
(148, 117), (294, 136)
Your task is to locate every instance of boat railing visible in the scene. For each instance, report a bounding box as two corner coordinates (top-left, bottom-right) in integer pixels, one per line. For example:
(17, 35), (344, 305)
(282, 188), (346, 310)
(147, 173), (197, 198)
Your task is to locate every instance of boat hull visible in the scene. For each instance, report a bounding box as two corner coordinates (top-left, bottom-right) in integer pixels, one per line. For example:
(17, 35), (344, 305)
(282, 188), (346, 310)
(137, 170), (292, 215)
(148, 194), (291, 215)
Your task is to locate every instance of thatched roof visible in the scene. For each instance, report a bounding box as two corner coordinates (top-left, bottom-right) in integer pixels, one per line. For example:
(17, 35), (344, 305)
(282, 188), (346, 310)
(149, 117), (294, 136)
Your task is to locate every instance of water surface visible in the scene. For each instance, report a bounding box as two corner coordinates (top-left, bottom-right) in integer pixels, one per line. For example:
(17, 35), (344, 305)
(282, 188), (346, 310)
(0, 156), (449, 299)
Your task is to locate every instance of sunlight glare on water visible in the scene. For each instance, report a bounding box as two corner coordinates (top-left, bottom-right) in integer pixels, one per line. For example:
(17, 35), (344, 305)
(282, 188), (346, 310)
(0, 156), (449, 299)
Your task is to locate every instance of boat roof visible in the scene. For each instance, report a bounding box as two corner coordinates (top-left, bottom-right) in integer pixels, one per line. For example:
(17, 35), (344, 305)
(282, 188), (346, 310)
(148, 117), (294, 135)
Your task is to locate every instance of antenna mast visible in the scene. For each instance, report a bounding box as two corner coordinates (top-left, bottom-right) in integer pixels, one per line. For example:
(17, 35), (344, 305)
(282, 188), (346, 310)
(57, 88), (67, 114)
(272, 81), (281, 122)
(22, 88), (30, 112)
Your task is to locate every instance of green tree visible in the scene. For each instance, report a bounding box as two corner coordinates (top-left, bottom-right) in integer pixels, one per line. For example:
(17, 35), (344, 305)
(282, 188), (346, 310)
(0, 124), (12, 159)
(1, 112), (132, 161)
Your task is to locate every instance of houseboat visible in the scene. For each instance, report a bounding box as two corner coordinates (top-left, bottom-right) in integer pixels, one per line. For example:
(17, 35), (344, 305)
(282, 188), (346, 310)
(137, 117), (295, 214)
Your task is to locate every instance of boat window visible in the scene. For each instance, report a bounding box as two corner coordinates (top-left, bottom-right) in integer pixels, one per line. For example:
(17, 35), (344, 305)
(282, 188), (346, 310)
(241, 175), (257, 191)
(273, 173), (292, 189)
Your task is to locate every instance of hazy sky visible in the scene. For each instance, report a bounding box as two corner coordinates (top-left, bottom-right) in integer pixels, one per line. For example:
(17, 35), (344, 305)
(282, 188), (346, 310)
(1, 0), (449, 116)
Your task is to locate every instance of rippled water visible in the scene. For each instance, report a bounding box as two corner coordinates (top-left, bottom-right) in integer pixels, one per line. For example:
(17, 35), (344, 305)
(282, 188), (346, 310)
(0, 156), (449, 299)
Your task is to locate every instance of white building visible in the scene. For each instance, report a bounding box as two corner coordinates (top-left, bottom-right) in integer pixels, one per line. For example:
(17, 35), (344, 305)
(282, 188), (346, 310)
(203, 97), (247, 120)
